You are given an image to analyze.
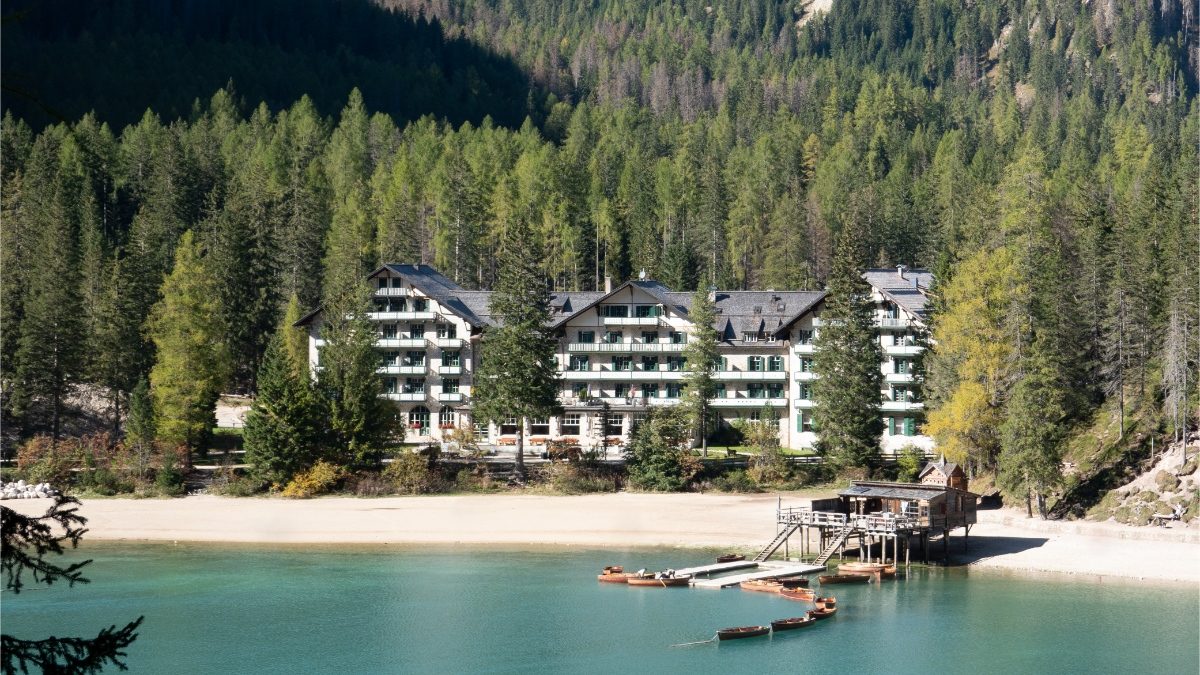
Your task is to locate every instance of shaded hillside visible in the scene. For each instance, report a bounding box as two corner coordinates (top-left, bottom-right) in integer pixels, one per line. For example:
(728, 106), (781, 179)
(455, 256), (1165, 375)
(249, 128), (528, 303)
(1, 0), (541, 129)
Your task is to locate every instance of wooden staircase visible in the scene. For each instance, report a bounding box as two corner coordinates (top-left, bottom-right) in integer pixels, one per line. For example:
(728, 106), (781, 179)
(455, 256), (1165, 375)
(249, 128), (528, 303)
(813, 523), (856, 565)
(752, 523), (801, 562)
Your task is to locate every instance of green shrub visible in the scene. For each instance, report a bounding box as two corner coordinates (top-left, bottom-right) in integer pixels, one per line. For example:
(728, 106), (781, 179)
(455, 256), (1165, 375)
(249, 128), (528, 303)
(454, 468), (498, 492)
(348, 472), (394, 496)
(154, 454), (186, 497)
(281, 460), (342, 498)
(210, 467), (267, 497)
(896, 447), (924, 482)
(540, 462), (616, 494)
(711, 469), (760, 493)
(76, 468), (134, 496)
(383, 452), (436, 495)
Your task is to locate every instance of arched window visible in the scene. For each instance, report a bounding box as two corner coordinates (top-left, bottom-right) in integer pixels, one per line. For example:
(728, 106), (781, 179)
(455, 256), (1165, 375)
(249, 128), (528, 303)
(439, 406), (455, 429)
(409, 406), (430, 435)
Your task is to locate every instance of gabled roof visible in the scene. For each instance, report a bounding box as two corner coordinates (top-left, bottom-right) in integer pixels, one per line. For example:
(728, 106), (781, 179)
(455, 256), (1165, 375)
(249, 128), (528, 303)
(918, 460), (962, 479)
(863, 268), (934, 322)
(840, 480), (976, 500)
(548, 279), (689, 329)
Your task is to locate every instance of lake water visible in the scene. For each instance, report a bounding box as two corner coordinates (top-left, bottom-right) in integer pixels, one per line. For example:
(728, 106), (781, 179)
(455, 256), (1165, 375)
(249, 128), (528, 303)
(3, 544), (1197, 674)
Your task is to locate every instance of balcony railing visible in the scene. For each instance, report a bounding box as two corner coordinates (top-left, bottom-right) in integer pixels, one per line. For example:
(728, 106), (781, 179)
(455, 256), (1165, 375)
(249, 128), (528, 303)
(881, 400), (924, 412)
(793, 398), (815, 408)
(368, 311), (437, 321)
(714, 370), (788, 381)
(885, 372), (915, 384)
(433, 337), (464, 349)
(374, 287), (409, 296)
(793, 343), (816, 354)
(438, 365), (463, 376)
(377, 338), (427, 348)
(601, 316), (661, 326)
(566, 342), (686, 353)
(794, 371), (818, 381)
(884, 343), (923, 356)
(438, 392), (464, 402)
(710, 397), (788, 408)
(385, 392), (426, 402)
(379, 365), (426, 375)
(877, 317), (908, 329)
(561, 369), (686, 381)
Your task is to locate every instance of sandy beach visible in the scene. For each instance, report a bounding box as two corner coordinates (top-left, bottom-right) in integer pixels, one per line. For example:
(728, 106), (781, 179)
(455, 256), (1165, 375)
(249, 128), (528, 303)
(6, 493), (1198, 583)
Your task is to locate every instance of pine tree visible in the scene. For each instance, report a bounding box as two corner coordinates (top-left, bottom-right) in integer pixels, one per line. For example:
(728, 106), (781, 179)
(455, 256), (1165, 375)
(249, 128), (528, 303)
(317, 277), (399, 468)
(998, 340), (1066, 519)
(125, 378), (156, 448)
(244, 330), (325, 485)
(811, 224), (884, 469)
(146, 230), (231, 455)
(683, 287), (721, 456)
(280, 294), (312, 381)
(472, 218), (562, 481)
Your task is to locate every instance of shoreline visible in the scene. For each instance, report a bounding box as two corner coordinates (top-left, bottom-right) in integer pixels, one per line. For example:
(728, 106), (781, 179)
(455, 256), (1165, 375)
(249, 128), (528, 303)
(6, 493), (1198, 584)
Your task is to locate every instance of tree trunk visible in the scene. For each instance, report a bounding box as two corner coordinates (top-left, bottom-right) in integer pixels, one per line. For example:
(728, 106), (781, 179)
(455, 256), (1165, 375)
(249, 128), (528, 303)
(514, 416), (526, 483)
(700, 404), (708, 458)
(1025, 492), (1033, 518)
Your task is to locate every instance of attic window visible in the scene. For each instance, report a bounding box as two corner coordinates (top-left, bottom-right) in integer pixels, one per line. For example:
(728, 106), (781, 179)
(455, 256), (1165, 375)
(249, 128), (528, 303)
(752, 305), (763, 314)
(744, 333), (758, 343)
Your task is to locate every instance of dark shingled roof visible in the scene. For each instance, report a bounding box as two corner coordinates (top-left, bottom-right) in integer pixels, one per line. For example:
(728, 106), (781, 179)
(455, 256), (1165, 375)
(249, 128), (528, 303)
(918, 460), (961, 479)
(840, 480), (977, 500)
(661, 290), (825, 345)
(862, 268), (934, 322)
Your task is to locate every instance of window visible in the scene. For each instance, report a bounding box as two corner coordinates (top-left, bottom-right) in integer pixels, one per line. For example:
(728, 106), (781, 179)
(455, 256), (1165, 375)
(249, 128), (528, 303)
(604, 331), (624, 344)
(893, 386), (912, 402)
(577, 330), (595, 343)
(404, 351), (425, 367)
(640, 331), (659, 343)
(717, 356), (728, 372)
(500, 417), (519, 435)
(744, 333), (759, 342)
(378, 278), (389, 290)
(600, 305), (629, 318)
(895, 359), (910, 374)
(439, 406), (455, 428)
(798, 357), (813, 373)
(413, 298), (429, 312)
(767, 383), (784, 398)
(748, 409), (761, 421)
(382, 351), (400, 366)
(768, 355), (784, 372)
(410, 324), (425, 339)
(443, 379), (459, 394)
(802, 413), (813, 432)
(634, 305), (662, 318)
(569, 355), (590, 371)
(667, 356), (685, 371)
(613, 356), (632, 371)
(798, 384), (812, 400)
(562, 414), (581, 435)
(572, 383), (589, 399)
(408, 406), (430, 434)
(641, 356), (659, 371)
(642, 383), (659, 399)
(715, 383), (726, 399)
(384, 377), (397, 394)
(530, 418), (550, 435)
(615, 383), (630, 398)
(606, 414), (624, 433)
(443, 351), (461, 367)
(669, 331), (685, 344)
(382, 324), (397, 339)
(391, 277), (403, 288)
(884, 303), (898, 319)
(474, 420), (489, 435)
(404, 378), (425, 394)
(666, 383), (682, 399)
(796, 329), (813, 345)
(749, 383), (765, 399)
(437, 324), (457, 339)
(748, 356), (764, 372)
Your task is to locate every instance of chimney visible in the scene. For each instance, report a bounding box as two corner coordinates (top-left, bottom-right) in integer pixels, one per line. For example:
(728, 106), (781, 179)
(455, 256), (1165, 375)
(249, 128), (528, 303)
(896, 264), (906, 280)
(604, 276), (612, 294)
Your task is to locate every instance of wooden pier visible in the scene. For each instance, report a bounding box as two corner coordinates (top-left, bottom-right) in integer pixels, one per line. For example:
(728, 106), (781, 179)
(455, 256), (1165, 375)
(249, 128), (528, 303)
(689, 562), (825, 589)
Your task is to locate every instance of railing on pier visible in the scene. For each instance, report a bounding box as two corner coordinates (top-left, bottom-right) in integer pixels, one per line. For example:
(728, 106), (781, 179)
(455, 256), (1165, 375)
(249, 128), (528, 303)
(777, 507), (920, 534)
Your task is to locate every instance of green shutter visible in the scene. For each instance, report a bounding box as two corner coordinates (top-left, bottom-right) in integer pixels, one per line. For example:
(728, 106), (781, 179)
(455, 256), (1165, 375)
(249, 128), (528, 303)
(903, 417), (915, 436)
(888, 417), (895, 436)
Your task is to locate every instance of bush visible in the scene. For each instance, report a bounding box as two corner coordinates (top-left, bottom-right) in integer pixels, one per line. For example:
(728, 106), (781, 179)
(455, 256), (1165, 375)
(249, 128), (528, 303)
(711, 469), (760, 493)
(76, 468), (134, 496)
(281, 460), (342, 498)
(539, 462), (616, 494)
(154, 453), (186, 497)
(454, 467), (498, 492)
(16, 436), (79, 485)
(209, 466), (267, 496)
(347, 472), (394, 496)
(896, 447), (924, 482)
(625, 407), (700, 492)
(382, 452), (437, 495)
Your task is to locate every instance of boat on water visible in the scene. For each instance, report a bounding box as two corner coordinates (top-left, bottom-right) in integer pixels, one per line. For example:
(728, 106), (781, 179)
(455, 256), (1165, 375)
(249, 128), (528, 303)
(598, 566), (629, 583)
(813, 596), (837, 609)
(780, 577), (809, 588)
(818, 573), (871, 584)
(717, 626), (771, 641)
(838, 562), (891, 573)
(716, 553), (745, 563)
(771, 616), (816, 632)
(627, 574), (691, 587)
(779, 587), (816, 601)
(740, 579), (784, 592)
(808, 606), (838, 620)
(876, 566), (897, 579)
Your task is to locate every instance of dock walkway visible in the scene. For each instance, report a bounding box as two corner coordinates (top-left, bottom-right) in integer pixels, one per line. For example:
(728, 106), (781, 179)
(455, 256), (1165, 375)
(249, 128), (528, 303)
(673, 561), (758, 577)
(690, 563), (825, 589)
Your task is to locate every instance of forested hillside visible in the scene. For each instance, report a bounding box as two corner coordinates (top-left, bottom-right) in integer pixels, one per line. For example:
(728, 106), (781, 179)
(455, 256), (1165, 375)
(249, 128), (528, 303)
(1, 0), (1196, 510)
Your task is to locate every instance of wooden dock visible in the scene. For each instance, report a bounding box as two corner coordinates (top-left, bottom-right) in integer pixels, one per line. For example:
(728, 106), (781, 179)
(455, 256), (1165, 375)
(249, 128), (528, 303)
(672, 561), (758, 577)
(689, 563), (825, 589)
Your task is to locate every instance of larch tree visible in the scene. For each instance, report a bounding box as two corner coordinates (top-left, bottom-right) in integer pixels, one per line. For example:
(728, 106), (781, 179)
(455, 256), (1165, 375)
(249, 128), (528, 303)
(146, 230), (231, 457)
(682, 286), (721, 457)
(472, 217), (562, 482)
(811, 223), (884, 469)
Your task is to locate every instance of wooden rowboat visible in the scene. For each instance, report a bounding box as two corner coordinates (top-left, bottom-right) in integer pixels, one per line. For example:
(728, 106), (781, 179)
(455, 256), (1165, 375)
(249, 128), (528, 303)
(838, 562), (890, 572)
(779, 587), (816, 601)
(807, 606), (837, 620)
(780, 577), (809, 588)
(740, 579), (784, 592)
(627, 574), (690, 587)
(771, 616), (816, 631)
(717, 625), (771, 641)
(818, 573), (870, 584)
(716, 553), (746, 563)
(813, 596), (837, 609)
(598, 566), (629, 582)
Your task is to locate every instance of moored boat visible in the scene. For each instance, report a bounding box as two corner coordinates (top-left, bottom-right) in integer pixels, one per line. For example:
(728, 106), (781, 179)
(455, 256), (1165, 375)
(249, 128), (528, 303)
(740, 579), (784, 592)
(818, 573), (871, 584)
(779, 587), (816, 601)
(598, 566), (629, 582)
(813, 596), (837, 609)
(780, 577), (810, 588)
(807, 606), (838, 620)
(838, 562), (890, 573)
(717, 625), (771, 641)
(770, 616), (816, 631)
(627, 574), (690, 587)
(716, 553), (745, 563)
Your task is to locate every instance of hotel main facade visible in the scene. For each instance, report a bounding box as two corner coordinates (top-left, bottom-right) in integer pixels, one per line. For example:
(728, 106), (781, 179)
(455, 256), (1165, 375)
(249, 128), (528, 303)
(300, 265), (934, 456)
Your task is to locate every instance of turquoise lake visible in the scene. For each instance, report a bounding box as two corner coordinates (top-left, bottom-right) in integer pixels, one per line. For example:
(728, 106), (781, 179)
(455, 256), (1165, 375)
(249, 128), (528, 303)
(3, 544), (1197, 674)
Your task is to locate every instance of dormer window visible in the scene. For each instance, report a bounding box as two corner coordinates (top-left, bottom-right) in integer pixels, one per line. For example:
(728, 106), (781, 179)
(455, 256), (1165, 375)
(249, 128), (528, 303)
(744, 333), (759, 343)
(634, 305), (662, 318)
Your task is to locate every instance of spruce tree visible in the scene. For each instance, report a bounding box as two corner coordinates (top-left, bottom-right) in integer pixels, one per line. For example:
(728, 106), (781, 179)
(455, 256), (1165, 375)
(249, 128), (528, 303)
(811, 225), (884, 469)
(146, 230), (231, 456)
(125, 378), (156, 449)
(473, 218), (562, 481)
(244, 331), (325, 485)
(682, 287), (720, 457)
(998, 341), (1066, 519)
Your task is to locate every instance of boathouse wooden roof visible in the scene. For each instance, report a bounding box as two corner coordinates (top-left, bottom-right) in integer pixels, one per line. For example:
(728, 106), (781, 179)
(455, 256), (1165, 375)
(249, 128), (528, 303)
(839, 481), (977, 501)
